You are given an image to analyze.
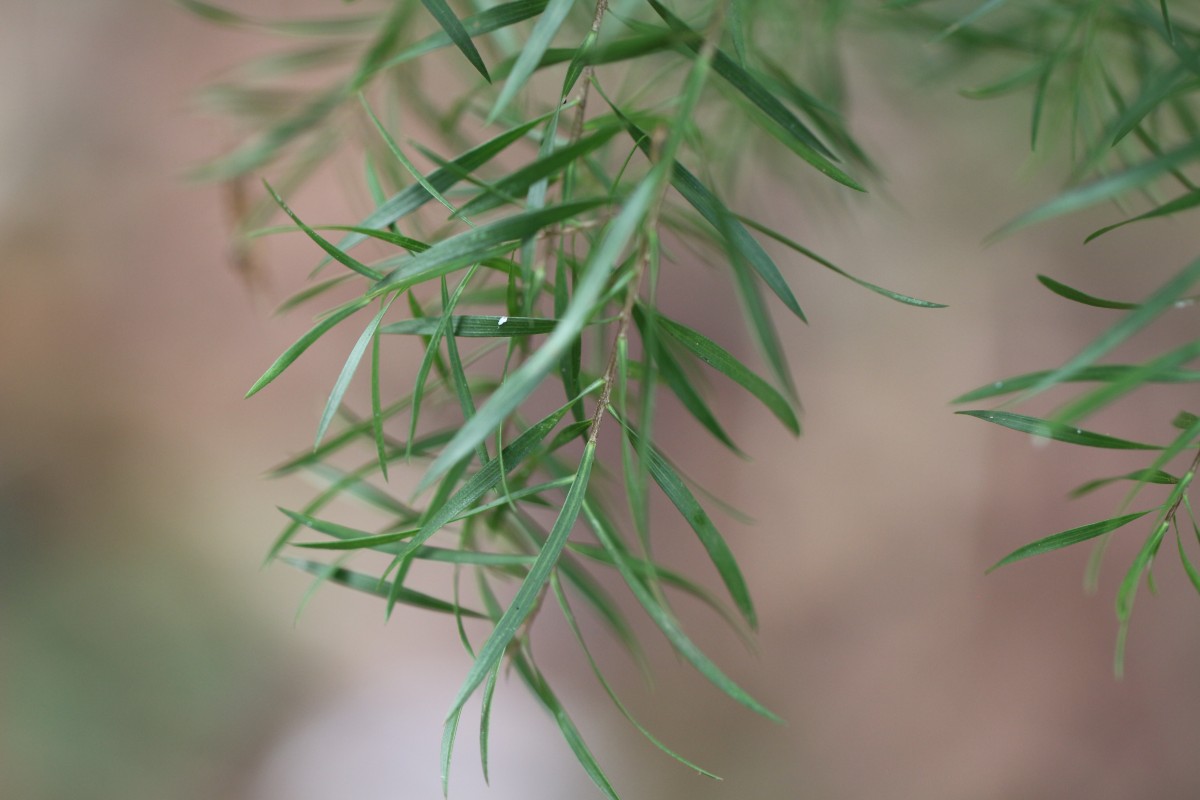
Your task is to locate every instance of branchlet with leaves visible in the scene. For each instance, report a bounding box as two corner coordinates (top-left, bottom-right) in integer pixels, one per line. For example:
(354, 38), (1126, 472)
(186, 0), (1200, 795)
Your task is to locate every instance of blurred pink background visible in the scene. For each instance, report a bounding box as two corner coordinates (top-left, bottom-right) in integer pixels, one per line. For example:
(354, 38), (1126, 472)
(3, 2), (1199, 799)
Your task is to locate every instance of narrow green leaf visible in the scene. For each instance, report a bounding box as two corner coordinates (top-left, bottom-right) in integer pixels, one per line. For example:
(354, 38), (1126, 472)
(478, 662), (500, 785)
(568, 541), (750, 640)
(264, 182), (384, 280)
(559, 27), (597, 97)
(933, 0), (1011, 42)
(1018, 254), (1200, 398)
(196, 86), (346, 181)
(728, 0), (748, 65)
(1115, 519), (1171, 676)
(960, 64), (1045, 100)
(305, 462), (417, 518)
(369, 199), (606, 296)
(1085, 188), (1200, 242)
(382, 315), (558, 337)
(993, 138), (1200, 239)
(291, 479), (573, 554)
(314, 300), (394, 448)
(582, 501), (781, 722)
(360, 96), (469, 224)
(487, 0), (572, 122)
(405, 292), (448, 458)
(727, 241), (799, 406)
(445, 441), (596, 719)
(552, 576), (721, 779)
(954, 365), (1200, 403)
(176, 0), (379, 37)
(275, 274), (355, 315)
(441, 275), (485, 464)
(988, 511), (1156, 573)
(957, 410), (1162, 449)
(1053, 339), (1200, 426)
(654, 310), (799, 434)
(1070, 469), (1178, 498)
(440, 703), (463, 798)
(609, 110), (807, 321)
(646, 0), (865, 192)
(638, 318), (743, 454)
(1175, 519), (1200, 597)
(246, 297), (371, 397)
(326, 109), (558, 263)
(399, 386), (596, 559)
(624, 424), (757, 629)
(417, 0), (491, 81)
(455, 126), (622, 219)
(508, 651), (619, 800)
(1036, 274), (1137, 310)
(282, 557), (485, 617)
(1119, 415), (1200, 513)
(1160, 0), (1175, 42)
(349, 1), (413, 90)
(379, 0), (547, 74)
(280, 507), (385, 541)
(370, 321), (388, 480)
(1107, 64), (1188, 147)
(738, 214), (946, 307)
(514, 31), (682, 84)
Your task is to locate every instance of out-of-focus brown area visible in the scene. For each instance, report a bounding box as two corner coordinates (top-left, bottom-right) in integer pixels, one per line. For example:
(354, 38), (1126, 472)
(2, 3), (1199, 799)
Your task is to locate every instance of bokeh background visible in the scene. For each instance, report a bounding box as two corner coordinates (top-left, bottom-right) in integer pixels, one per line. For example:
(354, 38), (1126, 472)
(3, 2), (1200, 799)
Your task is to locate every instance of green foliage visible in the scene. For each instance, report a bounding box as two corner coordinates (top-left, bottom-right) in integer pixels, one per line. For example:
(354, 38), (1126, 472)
(186, 0), (1200, 794)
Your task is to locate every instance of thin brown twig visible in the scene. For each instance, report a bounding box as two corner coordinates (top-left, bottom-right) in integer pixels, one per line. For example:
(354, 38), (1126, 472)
(569, 0), (610, 144)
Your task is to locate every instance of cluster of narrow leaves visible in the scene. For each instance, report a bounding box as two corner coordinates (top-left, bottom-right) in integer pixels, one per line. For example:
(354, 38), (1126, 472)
(902, 0), (1200, 672)
(186, 0), (943, 795)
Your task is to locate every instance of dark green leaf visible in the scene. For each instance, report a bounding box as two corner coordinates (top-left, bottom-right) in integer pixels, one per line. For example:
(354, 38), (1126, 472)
(400, 387), (595, 558)
(350, 1), (414, 89)
(369, 199), (606, 296)
(455, 126), (621, 219)
(654, 310), (799, 435)
(378, 0), (549, 73)
(612, 111), (807, 321)
(957, 410), (1162, 449)
(636, 314), (742, 454)
(624, 424), (757, 629)
(1070, 469), (1178, 498)
(954, 365), (1200, 403)
(1036, 274), (1137, 310)
(264, 182), (384, 281)
(382, 315), (558, 337)
(552, 576), (721, 779)
(992, 138), (1200, 238)
(1017, 254), (1200, 398)
(646, 0), (865, 192)
(326, 109), (559, 264)
(487, 0), (572, 122)
(582, 501), (781, 722)
(738, 214), (946, 307)
(417, 0), (491, 82)
(987, 510), (1155, 572)
(508, 650), (619, 800)
(445, 441), (596, 720)
(1085, 188), (1200, 242)
(246, 297), (371, 398)
(315, 300), (393, 447)
(283, 557), (485, 617)
(1053, 339), (1200, 425)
